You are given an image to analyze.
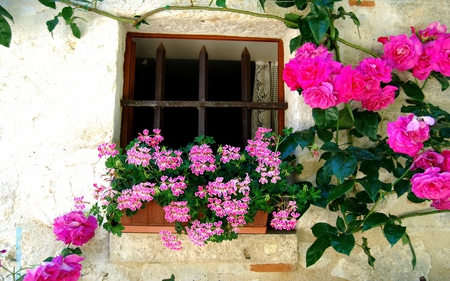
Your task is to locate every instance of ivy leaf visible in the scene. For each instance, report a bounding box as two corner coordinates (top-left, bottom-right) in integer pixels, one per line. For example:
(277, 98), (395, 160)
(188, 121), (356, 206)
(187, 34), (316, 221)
(362, 237), (376, 267)
(330, 233), (355, 256)
(327, 180), (354, 203)
(401, 81), (425, 102)
(383, 221), (406, 246)
(313, 107), (339, 130)
(61, 6), (73, 23)
(215, 0), (227, 8)
(353, 111), (380, 141)
(330, 154), (358, 182)
(70, 23), (81, 39)
(362, 212), (390, 231)
(306, 236), (331, 267)
(39, 0), (56, 9)
(306, 3), (330, 44)
(0, 14), (12, 48)
(46, 16), (59, 34)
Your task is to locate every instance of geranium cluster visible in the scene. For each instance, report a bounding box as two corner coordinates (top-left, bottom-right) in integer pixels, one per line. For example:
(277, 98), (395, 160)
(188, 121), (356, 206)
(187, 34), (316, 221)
(95, 127), (300, 250)
(283, 42), (397, 111)
(270, 201), (300, 230)
(379, 21), (450, 80)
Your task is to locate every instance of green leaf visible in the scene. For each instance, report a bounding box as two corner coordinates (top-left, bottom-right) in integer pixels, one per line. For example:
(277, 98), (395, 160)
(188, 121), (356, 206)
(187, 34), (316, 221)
(330, 154), (358, 182)
(402, 233), (417, 269)
(0, 15), (11, 47)
(61, 6), (73, 22)
(306, 3), (330, 44)
(39, 0), (56, 9)
(338, 106), (354, 129)
(313, 107), (339, 130)
(295, 0), (308, 10)
(258, 0), (266, 11)
(394, 179), (410, 198)
(330, 233), (355, 256)
(336, 216), (346, 232)
(383, 221), (406, 246)
(306, 236), (331, 267)
(431, 72), (450, 91)
(278, 128), (315, 159)
(311, 222), (338, 238)
(215, 0), (227, 8)
(407, 191), (427, 203)
(276, 0), (295, 8)
(317, 128), (333, 142)
(362, 212), (390, 231)
(70, 23), (81, 39)
(346, 146), (378, 161)
(0, 5), (13, 22)
(321, 142), (341, 153)
(316, 165), (332, 187)
(362, 237), (376, 267)
(358, 177), (382, 203)
(46, 16), (59, 33)
(284, 13), (301, 29)
(401, 81), (425, 102)
(353, 111), (380, 141)
(289, 35), (302, 53)
(327, 180), (354, 203)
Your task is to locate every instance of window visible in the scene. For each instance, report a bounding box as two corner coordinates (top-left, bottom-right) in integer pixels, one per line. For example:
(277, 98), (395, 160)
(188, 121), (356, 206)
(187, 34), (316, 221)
(121, 33), (287, 149)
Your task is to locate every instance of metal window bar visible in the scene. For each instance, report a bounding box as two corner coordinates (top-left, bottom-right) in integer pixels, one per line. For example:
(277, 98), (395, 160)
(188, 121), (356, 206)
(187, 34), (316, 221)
(121, 43), (288, 147)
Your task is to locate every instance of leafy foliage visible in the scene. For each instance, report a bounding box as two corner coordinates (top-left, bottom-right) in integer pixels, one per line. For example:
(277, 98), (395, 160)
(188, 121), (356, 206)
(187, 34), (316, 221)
(0, 5), (13, 47)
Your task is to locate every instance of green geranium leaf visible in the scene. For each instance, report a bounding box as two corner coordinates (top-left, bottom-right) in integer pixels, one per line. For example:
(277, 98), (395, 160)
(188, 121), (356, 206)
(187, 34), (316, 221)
(306, 236), (331, 267)
(313, 107), (339, 130)
(0, 5), (13, 22)
(39, 0), (56, 9)
(431, 72), (450, 91)
(353, 111), (380, 141)
(362, 237), (376, 267)
(363, 212), (390, 231)
(383, 221), (406, 246)
(62, 6), (73, 22)
(215, 0), (227, 8)
(311, 222), (338, 238)
(327, 180), (354, 203)
(401, 81), (425, 101)
(70, 23), (81, 39)
(0, 15), (12, 48)
(306, 3), (330, 44)
(358, 177), (382, 203)
(330, 233), (355, 256)
(331, 154), (358, 182)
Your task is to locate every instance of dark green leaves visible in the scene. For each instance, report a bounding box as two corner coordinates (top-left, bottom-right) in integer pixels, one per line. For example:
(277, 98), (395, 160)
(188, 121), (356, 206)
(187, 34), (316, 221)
(306, 3), (330, 44)
(353, 111), (380, 141)
(39, 0), (56, 9)
(215, 0), (227, 8)
(401, 81), (425, 102)
(313, 107), (339, 130)
(331, 154), (357, 182)
(278, 128), (315, 159)
(306, 236), (331, 267)
(383, 221), (406, 246)
(330, 233), (355, 255)
(327, 180), (354, 203)
(0, 5), (13, 47)
(363, 212), (389, 231)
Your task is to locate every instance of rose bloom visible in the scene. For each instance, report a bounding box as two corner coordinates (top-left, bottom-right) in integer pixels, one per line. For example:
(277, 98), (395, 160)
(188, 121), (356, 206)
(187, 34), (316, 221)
(411, 167), (450, 200)
(334, 65), (365, 103)
(361, 85), (397, 111)
(56, 254), (84, 281)
(302, 82), (338, 109)
(295, 58), (331, 89)
(356, 57), (392, 83)
(24, 261), (60, 281)
(353, 75), (381, 102)
(411, 150), (444, 170)
(432, 35), (450, 76)
(386, 114), (431, 157)
(53, 211), (98, 246)
(431, 197), (450, 210)
(380, 34), (422, 71)
(294, 42), (333, 62)
(412, 42), (437, 80)
(412, 21), (447, 42)
(439, 150), (450, 172)
(282, 59), (302, 91)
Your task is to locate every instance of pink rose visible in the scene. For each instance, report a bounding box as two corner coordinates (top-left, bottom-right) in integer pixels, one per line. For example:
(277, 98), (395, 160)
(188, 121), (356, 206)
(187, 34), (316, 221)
(53, 211), (98, 246)
(386, 114), (431, 157)
(411, 150), (444, 170)
(302, 82), (338, 109)
(431, 197), (450, 210)
(361, 85), (397, 111)
(412, 42), (437, 80)
(439, 150), (450, 172)
(334, 65), (365, 103)
(412, 21), (447, 42)
(381, 34), (422, 71)
(411, 167), (450, 200)
(432, 35), (450, 76)
(356, 57), (393, 83)
(295, 58), (331, 89)
(24, 261), (60, 281)
(57, 254), (84, 281)
(282, 60), (302, 91)
(354, 75), (381, 102)
(294, 42), (333, 61)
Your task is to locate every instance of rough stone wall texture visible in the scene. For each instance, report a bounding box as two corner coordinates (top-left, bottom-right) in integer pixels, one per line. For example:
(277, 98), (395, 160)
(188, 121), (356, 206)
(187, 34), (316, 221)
(1, 0), (449, 280)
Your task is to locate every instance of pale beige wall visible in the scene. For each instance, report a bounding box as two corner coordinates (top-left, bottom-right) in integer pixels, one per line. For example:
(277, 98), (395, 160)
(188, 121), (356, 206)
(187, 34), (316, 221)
(1, 1), (449, 280)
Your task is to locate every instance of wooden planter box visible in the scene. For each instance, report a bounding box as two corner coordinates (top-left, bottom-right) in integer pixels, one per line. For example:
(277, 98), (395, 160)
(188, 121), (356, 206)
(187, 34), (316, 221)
(121, 201), (269, 234)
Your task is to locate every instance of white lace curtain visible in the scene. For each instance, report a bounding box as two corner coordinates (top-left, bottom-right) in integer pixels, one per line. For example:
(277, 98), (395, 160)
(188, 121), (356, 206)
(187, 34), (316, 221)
(251, 61), (278, 136)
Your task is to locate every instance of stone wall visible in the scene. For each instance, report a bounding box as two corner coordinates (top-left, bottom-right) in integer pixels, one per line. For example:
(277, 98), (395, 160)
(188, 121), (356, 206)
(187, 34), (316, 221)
(1, 0), (449, 280)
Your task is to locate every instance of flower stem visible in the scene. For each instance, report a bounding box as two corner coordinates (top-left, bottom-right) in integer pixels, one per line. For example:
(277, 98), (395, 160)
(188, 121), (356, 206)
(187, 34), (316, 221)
(336, 37), (380, 58)
(398, 209), (450, 220)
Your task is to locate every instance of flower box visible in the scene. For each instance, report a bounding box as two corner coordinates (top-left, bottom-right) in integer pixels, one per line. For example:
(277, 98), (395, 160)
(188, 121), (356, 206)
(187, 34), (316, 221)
(121, 201), (269, 234)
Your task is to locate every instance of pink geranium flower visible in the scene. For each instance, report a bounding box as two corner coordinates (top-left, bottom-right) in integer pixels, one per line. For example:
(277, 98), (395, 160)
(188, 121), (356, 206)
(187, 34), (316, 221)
(53, 211), (98, 246)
